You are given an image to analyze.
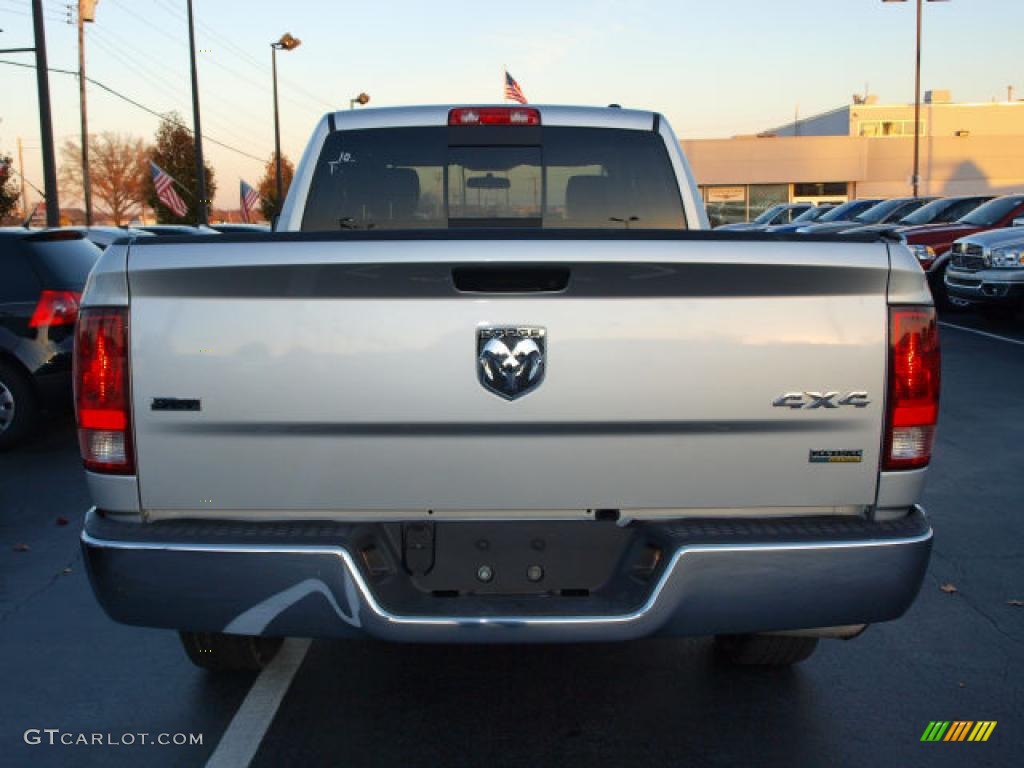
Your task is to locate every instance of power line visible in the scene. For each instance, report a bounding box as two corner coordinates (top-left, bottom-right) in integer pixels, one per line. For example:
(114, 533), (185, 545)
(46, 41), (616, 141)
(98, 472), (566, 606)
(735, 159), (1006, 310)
(151, 0), (336, 113)
(86, 25), (271, 151)
(2, 158), (46, 198)
(0, 58), (266, 163)
(113, 0), (330, 119)
(0, 1), (65, 24)
(88, 20), (271, 116)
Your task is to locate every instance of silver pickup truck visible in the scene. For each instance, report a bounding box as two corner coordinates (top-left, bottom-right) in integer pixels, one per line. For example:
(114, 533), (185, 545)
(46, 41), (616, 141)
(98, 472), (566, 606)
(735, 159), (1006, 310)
(945, 226), (1024, 320)
(77, 105), (939, 671)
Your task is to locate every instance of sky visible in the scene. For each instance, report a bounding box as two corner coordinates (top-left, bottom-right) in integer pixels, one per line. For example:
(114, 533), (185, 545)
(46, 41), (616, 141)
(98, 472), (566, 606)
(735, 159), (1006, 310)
(1, 0), (1022, 212)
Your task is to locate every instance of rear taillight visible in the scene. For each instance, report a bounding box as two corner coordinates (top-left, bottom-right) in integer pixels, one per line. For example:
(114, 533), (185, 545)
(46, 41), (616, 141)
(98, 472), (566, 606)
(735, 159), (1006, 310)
(883, 306), (940, 470)
(448, 107), (541, 126)
(29, 289), (81, 328)
(74, 308), (133, 474)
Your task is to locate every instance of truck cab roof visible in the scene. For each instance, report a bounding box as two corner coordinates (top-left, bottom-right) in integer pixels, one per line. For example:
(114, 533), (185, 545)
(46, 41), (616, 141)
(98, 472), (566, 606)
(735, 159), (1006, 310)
(326, 104), (661, 132)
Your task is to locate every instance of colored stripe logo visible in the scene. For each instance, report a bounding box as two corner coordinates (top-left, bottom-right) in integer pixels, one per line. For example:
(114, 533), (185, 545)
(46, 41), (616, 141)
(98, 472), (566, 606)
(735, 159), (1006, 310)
(921, 721), (997, 742)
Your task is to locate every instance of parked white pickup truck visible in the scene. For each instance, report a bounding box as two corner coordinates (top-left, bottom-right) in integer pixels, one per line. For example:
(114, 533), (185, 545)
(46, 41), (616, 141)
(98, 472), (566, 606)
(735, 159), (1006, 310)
(77, 105), (939, 671)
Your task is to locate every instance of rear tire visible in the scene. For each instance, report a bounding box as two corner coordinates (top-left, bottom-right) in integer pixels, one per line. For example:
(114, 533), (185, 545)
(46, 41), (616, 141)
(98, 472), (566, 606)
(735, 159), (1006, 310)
(714, 634), (819, 666)
(179, 631), (283, 672)
(0, 359), (37, 450)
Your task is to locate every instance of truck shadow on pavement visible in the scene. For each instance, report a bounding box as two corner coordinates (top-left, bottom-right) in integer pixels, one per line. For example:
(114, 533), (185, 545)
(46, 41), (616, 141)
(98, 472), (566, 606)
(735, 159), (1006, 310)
(251, 638), (833, 768)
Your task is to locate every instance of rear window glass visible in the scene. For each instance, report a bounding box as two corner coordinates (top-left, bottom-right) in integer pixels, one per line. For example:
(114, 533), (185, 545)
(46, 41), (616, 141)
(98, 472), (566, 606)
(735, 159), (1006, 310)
(818, 200), (877, 222)
(301, 126), (686, 231)
(959, 196), (1024, 227)
(0, 246), (40, 302)
(26, 239), (101, 288)
(853, 199), (908, 224)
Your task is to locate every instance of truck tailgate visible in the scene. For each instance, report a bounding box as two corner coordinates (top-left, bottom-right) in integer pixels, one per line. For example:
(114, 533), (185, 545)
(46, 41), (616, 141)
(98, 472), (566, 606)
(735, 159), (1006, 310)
(127, 237), (888, 515)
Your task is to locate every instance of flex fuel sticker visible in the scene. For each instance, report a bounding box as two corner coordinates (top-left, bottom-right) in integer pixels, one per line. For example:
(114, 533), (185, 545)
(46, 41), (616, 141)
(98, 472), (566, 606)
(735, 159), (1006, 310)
(809, 450), (863, 464)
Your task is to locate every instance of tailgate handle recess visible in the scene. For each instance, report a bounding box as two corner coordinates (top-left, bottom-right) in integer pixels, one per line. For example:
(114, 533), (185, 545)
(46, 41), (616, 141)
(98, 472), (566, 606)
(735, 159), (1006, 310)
(452, 266), (569, 294)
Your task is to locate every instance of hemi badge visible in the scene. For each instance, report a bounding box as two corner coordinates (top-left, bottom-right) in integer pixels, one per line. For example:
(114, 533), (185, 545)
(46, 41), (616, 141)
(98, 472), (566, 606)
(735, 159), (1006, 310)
(151, 397), (201, 412)
(809, 450), (863, 464)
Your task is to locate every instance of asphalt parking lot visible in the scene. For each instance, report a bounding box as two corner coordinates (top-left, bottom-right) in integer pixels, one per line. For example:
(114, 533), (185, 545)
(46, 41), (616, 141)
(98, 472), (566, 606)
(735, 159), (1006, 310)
(1, 310), (1021, 768)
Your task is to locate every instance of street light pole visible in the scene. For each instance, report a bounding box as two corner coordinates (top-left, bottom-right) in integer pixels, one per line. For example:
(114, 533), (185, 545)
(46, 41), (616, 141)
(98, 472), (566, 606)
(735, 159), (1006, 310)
(186, 0), (207, 225)
(31, 0), (59, 226)
(270, 34), (301, 214)
(272, 44), (282, 206)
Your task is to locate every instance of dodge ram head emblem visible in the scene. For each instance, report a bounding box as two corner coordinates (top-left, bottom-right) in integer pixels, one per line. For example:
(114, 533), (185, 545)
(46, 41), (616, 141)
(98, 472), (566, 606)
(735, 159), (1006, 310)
(477, 327), (546, 400)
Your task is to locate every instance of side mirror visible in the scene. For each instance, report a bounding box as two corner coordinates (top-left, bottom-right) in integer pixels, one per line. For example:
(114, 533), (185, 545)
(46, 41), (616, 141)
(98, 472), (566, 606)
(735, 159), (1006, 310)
(1012, 218), (1024, 227)
(271, 214), (280, 232)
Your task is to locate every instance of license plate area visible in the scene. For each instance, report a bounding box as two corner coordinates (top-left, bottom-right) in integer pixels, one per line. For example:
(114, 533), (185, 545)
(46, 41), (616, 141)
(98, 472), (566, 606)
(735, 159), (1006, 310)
(395, 520), (635, 596)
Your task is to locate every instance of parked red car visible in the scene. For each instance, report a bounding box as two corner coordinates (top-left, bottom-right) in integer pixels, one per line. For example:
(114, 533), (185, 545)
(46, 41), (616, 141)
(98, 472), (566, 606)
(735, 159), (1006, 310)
(901, 194), (1024, 307)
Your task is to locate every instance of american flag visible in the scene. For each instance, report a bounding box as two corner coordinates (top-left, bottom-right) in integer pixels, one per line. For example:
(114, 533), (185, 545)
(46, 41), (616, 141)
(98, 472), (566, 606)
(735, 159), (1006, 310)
(504, 71), (527, 104)
(240, 180), (261, 222)
(149, 161), (188, 218)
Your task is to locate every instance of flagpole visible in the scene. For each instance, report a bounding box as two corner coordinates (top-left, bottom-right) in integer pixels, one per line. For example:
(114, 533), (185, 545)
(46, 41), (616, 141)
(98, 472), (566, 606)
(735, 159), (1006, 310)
(152, 162), (195, 199)
(170, 172), (195, 199)
(502, 64), (506, 103)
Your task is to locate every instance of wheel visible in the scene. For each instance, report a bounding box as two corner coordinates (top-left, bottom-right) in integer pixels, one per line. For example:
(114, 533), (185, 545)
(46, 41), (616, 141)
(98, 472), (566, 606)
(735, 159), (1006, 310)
(0, 359), (37, 450)
(179, 631), (283, 672)
(714, 634), (819, 666)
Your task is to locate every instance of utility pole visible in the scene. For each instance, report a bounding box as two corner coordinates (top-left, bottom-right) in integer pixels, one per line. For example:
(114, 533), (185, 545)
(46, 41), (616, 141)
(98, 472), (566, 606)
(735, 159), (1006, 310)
(186, 0), (207, 225)
(17, 138), (28, 218)
(78, 1), (98, 226)
(882, 0), (949, 197)
(31, 0), (59, 226)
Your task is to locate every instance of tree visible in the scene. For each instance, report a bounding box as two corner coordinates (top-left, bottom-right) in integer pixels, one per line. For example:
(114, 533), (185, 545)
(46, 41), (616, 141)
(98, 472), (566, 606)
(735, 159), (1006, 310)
(59, 133), (147, 225)
(146, 113), (216, 224)
(257, 152), (294, 222)
(0, 154), (19, 221)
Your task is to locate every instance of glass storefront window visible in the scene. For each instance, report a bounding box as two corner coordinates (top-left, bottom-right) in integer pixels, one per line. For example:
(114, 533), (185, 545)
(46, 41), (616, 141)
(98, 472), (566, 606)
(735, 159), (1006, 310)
(704, 185), (747, 227)
(748, 184), (789, 223)
(793, 182), (849, 198)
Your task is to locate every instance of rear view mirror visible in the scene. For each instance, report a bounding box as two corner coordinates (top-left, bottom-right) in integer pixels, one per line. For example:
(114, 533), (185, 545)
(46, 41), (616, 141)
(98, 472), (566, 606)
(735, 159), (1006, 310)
(1012, 218), (1024, 227)
(467, 174), (511, 190)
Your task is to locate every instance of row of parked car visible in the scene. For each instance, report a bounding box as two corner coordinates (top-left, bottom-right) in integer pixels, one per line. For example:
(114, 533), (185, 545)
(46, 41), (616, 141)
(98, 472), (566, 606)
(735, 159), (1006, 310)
(716, 194), (1024, 315)
(0, 222), (268, 448)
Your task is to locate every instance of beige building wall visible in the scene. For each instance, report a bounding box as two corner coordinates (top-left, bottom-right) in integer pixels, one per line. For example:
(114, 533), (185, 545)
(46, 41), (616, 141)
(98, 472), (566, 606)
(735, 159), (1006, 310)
(850, 102), (1024, 138)
(682, 133), (1024, 199)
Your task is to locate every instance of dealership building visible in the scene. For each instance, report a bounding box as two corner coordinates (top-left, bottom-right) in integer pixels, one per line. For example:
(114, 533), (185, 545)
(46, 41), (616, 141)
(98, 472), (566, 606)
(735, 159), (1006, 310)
(681, 93), (1024, 224)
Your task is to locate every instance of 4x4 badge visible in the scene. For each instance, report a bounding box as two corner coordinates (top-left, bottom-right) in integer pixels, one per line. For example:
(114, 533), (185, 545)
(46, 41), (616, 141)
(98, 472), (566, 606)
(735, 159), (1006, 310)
(772, 391), (870, 409)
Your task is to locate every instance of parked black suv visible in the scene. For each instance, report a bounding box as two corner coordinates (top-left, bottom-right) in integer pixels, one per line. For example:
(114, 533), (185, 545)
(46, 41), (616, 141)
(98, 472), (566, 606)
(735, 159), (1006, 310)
(0, 229), (101, 448)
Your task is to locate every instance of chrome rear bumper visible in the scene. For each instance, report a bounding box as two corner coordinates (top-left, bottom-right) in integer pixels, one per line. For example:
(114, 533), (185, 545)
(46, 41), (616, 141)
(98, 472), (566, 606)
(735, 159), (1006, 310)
(81, 507), (932, 643)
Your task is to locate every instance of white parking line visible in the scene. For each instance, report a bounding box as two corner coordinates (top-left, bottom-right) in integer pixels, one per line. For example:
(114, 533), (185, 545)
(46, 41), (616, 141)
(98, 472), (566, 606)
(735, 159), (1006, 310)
(939, 321), (1024, 347)
(205, 638), (311, 768)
